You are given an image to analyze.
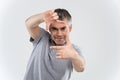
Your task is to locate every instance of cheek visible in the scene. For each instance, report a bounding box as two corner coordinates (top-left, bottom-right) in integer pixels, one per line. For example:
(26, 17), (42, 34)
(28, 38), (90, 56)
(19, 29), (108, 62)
(50, 32), (56, 36)
(65, 30), (68, 33)
(64, 29), (69, 34)
(50, 32), (56, 39)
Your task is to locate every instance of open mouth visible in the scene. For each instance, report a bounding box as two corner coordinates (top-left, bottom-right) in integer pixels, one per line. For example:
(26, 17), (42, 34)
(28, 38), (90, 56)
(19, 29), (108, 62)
(55, 38), (63, 40)
(55, 37), (64, 40)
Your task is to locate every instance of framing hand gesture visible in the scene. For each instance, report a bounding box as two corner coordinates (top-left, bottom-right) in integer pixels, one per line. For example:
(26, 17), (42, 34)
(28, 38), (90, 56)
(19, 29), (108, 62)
(50, 34), (77, 60)
(43, 10), (65, 30)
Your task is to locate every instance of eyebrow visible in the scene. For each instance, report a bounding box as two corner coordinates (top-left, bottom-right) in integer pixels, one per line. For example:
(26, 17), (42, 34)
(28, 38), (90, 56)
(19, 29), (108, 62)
(50, 26), (66, 29)
(50, 27), (57, 30)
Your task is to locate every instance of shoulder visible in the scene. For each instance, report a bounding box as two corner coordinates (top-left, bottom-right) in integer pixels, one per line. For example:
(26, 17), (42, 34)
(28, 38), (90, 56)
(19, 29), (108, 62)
(72, 44), (84, 57)
(30, 28), (50, 45)
(72, 44), (81, 51)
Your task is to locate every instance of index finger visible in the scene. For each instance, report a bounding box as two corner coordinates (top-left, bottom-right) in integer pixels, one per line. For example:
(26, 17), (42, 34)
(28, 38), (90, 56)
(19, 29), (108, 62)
(50, 46), (63, 50)
(48, 9), (54, 15)
(56, 20), (66, 24)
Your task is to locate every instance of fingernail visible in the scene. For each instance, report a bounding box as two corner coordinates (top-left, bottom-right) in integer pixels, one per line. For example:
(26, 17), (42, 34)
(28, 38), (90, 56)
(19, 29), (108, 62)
(50, 46), (52, 49)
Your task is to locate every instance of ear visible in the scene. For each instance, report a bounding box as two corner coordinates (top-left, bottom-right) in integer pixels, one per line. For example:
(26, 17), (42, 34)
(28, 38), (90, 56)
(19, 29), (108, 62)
(69, 24), (72, 32)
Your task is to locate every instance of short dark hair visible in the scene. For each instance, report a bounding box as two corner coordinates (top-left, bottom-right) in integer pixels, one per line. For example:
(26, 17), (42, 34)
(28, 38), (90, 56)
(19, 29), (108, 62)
(54, 8), (72, 23)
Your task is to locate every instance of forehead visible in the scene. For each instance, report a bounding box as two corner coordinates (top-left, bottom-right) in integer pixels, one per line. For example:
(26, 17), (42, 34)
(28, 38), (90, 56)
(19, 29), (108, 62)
(50, 20), (69, 28)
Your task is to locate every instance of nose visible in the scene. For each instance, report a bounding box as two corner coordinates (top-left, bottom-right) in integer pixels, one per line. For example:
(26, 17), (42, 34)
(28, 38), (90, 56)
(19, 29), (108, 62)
(57, 30), (62, 35)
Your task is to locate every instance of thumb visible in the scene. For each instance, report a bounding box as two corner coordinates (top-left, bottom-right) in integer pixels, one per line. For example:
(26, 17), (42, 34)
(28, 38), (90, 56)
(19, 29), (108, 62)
(66, 34), (71, 45)
(46, 22), (50, 30)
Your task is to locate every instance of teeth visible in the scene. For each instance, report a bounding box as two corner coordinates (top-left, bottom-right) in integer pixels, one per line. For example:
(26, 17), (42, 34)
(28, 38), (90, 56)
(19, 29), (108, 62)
(56, 38), (62, 39)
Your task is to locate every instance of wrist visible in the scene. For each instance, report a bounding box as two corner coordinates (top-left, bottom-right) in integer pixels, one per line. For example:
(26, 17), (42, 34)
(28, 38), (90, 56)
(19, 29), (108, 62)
(41, 12), (45, 22)
(70, 50), (79, 61)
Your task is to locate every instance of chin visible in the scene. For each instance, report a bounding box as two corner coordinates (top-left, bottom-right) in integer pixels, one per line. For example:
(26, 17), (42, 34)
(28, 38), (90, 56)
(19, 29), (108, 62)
(56, 43), (64, 46)
(55, 41), (65, 46)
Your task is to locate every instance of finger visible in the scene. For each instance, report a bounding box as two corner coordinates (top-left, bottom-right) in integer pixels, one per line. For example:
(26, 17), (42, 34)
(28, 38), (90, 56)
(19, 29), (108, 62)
(56, 55), (66, 59)
(53, 16), (59, 20)
(51, 12), (57, 17)
(56, 50), (63, 54)
(56, 20), (65, 24)
(51, 13), (58, 20)
(46, 22), (50, 30)
(50, 16), (58, 20)
(56, 56), (63, 59)
(50, 46), (63, 50)
(56, 53), (61, 56)
(49, 10), (54, 15)
(65, 34), (70, 45)
(56, 52), (63, 59)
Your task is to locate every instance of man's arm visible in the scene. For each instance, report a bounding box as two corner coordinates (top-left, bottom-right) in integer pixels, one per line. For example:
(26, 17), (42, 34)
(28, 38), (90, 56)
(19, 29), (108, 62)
(25, 10), (58, 40)
(50, 35), (85, 72)
(25, 13), (44, 40)
(71, 51), (85, 72)
(50, 45), (85, 72)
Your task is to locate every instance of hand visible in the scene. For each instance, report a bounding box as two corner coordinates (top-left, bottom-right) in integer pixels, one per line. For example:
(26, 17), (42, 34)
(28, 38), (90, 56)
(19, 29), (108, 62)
(43, 10), (58, 30)
(43, 10), (65, 30)
(50, 35), (77, 60)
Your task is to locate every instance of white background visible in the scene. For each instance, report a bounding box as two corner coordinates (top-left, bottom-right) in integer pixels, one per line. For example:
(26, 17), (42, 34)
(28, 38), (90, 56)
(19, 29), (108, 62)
(0, 0), (120, 80)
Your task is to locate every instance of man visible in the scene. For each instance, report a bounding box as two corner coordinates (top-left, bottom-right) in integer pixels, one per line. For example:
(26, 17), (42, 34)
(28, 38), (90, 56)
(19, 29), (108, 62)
(24, 8), (85, 80)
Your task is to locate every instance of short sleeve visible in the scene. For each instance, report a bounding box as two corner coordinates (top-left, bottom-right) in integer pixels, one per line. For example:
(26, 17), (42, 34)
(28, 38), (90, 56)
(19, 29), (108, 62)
(29, 28), (50, 47)
(72, 44), (84, 58)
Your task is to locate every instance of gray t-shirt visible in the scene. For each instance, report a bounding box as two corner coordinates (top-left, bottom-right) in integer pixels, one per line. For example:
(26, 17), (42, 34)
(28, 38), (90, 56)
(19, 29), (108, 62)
(24, 28), (82, 80)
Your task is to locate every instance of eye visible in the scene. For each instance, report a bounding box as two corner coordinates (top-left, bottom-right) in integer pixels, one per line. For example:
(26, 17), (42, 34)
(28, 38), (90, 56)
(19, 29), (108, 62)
(61, 27), (66, 31)
(50, 27), (58, 31)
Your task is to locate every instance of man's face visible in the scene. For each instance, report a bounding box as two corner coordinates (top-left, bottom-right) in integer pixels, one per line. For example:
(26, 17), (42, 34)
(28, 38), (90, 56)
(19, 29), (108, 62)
(49, 20), (72, 45)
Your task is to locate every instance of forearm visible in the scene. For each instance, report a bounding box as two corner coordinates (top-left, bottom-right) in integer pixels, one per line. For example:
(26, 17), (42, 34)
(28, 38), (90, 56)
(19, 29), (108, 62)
(71, 51), (85, 72)
(25, 13), (45, 28)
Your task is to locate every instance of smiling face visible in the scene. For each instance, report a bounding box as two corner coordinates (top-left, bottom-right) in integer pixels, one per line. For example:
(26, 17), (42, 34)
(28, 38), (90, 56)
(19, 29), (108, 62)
(49, 20), (72, 45)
